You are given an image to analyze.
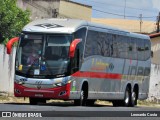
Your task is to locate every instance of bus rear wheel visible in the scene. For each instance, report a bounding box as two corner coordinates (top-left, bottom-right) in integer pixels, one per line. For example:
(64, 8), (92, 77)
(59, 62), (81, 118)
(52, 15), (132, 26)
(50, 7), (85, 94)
(123, 87), (131, 107)
(130, 90), (138, 107)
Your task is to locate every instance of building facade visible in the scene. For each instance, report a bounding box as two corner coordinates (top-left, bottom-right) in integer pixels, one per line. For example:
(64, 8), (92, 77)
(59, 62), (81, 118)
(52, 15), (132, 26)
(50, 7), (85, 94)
(149, 33), (160, 102)
(17, 0), (92, 21)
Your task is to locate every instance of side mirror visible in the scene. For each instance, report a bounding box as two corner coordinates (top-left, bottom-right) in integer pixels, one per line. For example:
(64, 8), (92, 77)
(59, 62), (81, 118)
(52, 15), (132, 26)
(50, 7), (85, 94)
(69, 39), (81, 58)
(6, 37), (19, 54)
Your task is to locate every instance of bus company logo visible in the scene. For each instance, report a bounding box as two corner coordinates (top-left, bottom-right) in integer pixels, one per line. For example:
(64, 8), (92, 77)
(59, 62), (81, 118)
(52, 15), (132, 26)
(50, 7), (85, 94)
(35, 81), (42, 90)
(19, 78), (27, 82)
(35, 23), (63, 29)
(109, 63), (114, 71)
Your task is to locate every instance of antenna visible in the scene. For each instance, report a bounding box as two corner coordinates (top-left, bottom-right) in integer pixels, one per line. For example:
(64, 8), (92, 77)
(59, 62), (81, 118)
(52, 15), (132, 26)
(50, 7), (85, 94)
(124, 0), (126, 19)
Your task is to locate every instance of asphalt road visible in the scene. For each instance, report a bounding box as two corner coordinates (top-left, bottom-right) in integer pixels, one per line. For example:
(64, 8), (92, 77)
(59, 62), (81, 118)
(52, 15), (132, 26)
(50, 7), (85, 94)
(0, 103), (160, 120)
(0, 102), (160, 120)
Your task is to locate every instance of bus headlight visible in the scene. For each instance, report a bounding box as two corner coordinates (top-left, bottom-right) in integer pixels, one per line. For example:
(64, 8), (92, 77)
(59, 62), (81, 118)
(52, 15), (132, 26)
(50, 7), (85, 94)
(53, 76), (71, 87)
(55, 83), (63, 87)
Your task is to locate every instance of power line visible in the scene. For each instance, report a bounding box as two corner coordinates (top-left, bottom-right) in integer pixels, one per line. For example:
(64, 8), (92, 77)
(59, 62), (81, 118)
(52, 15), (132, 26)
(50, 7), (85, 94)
(72, 0), (156, 19)
(77, 0), (154, 12)
(92, 8), (156, 19)
(139, 14), (143, 32)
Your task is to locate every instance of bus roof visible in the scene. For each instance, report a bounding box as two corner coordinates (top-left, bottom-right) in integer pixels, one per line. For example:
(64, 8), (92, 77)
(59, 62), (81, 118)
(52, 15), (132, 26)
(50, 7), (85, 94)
(22, 18), (149, 39)
(23, 18), (87, 34)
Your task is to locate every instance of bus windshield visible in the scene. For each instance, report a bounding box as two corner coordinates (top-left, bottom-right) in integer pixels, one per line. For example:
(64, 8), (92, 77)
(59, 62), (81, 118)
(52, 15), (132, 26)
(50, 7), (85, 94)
(15, 33), (72, 78)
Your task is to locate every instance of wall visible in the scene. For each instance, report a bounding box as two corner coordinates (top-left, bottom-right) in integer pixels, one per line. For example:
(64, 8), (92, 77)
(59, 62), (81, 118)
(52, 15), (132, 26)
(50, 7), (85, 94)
(148, 36), (160, 102)
(17, 0), (92, 21)
(151, 37), (160, 64)
(92, 18), (156, 34)
(17, 0), (60, 20)
(149, 64), (160, 102)
(59, 1), (92, 21)
(0, 45), (16, 95)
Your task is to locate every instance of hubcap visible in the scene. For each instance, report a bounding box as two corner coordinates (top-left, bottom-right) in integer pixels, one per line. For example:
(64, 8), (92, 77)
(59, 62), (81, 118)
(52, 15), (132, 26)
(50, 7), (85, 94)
(125, 91), (129, 104)
(132, 92), (136, 103)
(80, 90), (84, 105)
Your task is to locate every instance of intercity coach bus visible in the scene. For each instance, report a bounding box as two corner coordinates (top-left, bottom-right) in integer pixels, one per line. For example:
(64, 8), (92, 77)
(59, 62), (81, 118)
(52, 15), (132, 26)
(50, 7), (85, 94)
(7, 19), (151, 107)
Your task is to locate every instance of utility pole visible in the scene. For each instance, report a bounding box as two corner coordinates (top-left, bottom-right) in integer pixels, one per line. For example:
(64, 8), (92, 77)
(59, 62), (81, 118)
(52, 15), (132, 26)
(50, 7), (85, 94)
(139, 14), (143, 33)
(124, 0), (126, 19)
(156, 12), (160, 33)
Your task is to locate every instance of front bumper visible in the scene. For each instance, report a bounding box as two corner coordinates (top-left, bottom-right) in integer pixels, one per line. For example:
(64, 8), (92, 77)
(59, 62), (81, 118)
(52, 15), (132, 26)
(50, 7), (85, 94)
(14, 82), (71, 99)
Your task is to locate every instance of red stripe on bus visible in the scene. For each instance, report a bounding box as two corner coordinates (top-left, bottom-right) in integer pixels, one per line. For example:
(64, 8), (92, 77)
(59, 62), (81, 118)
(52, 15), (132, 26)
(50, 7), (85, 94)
(72, 71), (122, 80)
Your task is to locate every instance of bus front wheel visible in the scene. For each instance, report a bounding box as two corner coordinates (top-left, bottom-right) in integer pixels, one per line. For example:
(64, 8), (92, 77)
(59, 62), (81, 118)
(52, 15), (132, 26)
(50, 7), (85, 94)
(74, 86), (88, 106)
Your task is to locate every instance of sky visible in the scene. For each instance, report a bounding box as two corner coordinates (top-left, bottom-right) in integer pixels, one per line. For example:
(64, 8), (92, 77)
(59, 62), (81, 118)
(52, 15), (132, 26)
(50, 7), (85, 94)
(71, 0), (160, 21)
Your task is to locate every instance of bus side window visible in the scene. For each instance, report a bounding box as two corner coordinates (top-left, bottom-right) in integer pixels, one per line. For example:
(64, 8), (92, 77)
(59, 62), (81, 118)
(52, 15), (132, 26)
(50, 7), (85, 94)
(112, 34), (119, 58)
(144, 40), (151, 60)
(74, 28), (87, 51)
(137, 39), (145, 61)
(99, 32), (111, 57)
(129, 38), (137, 60)
(85, 30), (98, 57)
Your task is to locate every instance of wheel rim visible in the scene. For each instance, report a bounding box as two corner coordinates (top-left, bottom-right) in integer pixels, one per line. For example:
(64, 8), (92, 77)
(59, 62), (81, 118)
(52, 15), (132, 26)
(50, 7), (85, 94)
(125, 90), (129, 105)
(80, 90), (84, 105)
(132, 92), (136, 104)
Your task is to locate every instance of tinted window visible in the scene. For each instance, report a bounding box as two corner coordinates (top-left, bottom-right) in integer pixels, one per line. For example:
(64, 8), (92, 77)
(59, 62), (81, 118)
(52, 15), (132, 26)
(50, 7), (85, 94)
(116, 35), (129, 59)
(137, 39), (145, 60)
(128, 38), (137, 60)
(144, 39), (151, 60)
(74, 28), (87, 46)
(85, 30), (99, 57)
(112, 34), (119, 57)
(85, 30), (113, 58)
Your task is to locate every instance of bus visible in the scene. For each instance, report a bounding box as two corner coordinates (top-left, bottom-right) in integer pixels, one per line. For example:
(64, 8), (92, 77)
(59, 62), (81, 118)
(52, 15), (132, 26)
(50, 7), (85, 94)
(7, 18), (151, 107)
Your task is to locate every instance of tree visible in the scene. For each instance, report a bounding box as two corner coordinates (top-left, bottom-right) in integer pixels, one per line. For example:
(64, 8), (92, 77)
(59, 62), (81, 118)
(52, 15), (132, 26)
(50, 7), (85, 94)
(0, 0), (30, 44)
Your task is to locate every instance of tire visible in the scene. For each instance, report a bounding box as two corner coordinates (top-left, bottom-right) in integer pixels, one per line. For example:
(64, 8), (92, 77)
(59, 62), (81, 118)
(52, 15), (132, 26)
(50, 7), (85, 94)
(112, 87), (131, 107)
(29, 98), (38, 105)
(130, 90), (137, 107)
(74, 88), (87, 106)
(123, 87), (131, 107)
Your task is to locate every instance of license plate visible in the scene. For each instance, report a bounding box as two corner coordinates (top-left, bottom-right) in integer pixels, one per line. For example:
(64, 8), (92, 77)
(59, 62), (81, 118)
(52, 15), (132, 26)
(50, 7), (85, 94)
(35, 94), (43, 97)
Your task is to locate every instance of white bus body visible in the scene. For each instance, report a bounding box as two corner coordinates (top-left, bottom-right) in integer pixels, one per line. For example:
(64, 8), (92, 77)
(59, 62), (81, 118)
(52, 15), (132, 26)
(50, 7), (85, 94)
(7, 19), (151, 106)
